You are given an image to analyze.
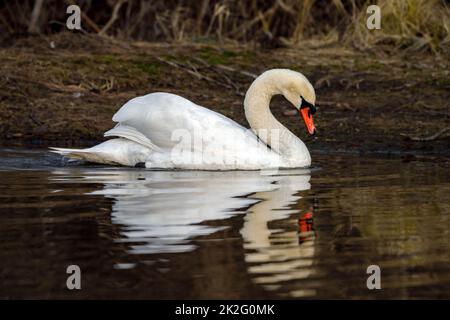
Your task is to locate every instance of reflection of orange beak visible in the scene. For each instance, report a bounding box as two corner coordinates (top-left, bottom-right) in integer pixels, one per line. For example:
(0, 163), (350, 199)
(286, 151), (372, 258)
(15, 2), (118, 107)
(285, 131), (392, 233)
(298, 210), (314, 244)
(300, 107), (316, 135)
(299, 211), (313, 233)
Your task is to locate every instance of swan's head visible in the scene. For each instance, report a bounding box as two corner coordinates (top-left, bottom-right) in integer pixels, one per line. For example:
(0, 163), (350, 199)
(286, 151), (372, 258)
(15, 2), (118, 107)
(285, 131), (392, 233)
(275, 69), (317, 135)
(246, 68), (317, 135)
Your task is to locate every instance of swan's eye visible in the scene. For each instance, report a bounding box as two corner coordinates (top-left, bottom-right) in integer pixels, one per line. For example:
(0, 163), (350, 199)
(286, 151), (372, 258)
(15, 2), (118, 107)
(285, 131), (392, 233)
(300, 96), (316, 114)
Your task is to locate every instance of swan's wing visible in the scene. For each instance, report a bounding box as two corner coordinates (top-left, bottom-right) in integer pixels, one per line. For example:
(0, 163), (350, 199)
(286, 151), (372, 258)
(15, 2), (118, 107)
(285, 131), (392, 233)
(110, 92), (255, 151)
(104, 124), (162, 152)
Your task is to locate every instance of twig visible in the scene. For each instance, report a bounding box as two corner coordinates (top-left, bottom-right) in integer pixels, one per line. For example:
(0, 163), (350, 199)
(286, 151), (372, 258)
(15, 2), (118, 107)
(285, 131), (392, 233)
(401, 127), (450, 142)
(314, 75), (332, 88)
(156, 57), (203, 79)
(230, 4), (278, 38)
(213, 64), (258, 79)
(191, 57), (247, 95)
(99, 0), (127, 36)
(28, 0), (44, 33)
(192, 57), (257, 79)
(156, 57), (244, 96)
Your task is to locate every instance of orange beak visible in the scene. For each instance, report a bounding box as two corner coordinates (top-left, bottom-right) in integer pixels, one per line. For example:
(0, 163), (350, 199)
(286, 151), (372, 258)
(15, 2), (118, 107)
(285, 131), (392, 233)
(300, 107), (316, 135)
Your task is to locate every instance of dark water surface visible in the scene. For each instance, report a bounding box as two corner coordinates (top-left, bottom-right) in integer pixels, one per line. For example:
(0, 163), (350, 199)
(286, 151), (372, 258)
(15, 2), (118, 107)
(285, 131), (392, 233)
(1, 148), (450, 299)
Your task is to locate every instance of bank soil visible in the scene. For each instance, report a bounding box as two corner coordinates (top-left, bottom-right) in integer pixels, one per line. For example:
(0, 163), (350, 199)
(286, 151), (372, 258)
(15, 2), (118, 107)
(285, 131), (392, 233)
(1, 33), (449, 157)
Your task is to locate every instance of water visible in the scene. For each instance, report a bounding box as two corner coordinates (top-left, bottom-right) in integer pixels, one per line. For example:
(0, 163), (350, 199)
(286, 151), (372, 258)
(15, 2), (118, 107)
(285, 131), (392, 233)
(1, 148), (450, 299)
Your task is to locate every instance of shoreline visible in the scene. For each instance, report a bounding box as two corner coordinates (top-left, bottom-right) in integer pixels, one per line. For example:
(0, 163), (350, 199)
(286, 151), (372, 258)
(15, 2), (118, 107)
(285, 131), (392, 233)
(1, 33), (449, 155)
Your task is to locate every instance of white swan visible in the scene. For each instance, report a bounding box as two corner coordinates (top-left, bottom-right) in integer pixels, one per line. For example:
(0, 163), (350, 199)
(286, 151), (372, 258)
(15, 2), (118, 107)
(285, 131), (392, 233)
(51, 69), (317, 170)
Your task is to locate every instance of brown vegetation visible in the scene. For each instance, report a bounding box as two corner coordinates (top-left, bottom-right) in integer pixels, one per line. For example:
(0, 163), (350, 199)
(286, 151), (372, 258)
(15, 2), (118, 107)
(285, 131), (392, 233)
(1, 1), (449, 54)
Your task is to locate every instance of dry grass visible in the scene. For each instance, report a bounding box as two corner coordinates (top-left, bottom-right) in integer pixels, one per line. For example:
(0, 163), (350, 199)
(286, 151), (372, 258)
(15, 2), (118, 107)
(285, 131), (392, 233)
(347, 0), (450, 54)
(0, 0), (449, 54)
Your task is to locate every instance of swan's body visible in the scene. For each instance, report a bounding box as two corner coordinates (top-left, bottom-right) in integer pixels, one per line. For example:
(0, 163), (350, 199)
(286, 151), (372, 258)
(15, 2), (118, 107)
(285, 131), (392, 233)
(51, 69), (317, 170)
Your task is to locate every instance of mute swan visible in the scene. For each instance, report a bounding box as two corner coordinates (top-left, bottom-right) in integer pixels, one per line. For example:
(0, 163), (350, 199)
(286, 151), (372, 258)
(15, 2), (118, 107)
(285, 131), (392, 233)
(51, 69), (317, 170)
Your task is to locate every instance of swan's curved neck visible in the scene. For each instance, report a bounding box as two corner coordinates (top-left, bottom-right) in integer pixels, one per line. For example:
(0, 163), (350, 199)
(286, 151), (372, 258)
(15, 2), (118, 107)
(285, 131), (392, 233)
(244, 72), (309, 162)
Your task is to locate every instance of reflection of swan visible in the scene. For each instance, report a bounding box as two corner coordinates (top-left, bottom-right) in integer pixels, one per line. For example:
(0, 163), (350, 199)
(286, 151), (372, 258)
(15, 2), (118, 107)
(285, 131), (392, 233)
(240, 173), (316, 297)
(51, 69), (317, 169)
(85, 169), (278, 253)
(51, 167), (315, 297)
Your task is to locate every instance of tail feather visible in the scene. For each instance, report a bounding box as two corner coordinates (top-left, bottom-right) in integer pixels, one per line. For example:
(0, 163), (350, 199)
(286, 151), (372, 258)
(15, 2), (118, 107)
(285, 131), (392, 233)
(49, 147), (120, 165)
(49, 147), (87, 159)
(50, 138), (153, 166)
